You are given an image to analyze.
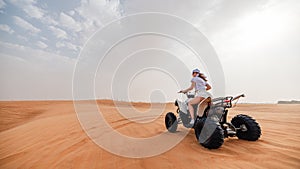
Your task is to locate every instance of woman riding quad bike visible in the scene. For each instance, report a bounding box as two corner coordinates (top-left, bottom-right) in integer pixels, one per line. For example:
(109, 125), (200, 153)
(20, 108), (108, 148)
(165, 93), (261, 149)
(165, 69), (261, 149)
(178, 68), (212, 126)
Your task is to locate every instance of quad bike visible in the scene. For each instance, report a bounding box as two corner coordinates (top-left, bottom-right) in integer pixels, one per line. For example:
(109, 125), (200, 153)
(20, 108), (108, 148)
(165, 93), (261, 149)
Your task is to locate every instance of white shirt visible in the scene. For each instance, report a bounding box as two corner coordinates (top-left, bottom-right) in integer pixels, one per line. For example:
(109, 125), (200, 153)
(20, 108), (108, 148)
(191, 77), (207, 91)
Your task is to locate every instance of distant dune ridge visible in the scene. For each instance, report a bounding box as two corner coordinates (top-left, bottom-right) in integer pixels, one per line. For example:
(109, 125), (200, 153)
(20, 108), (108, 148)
(278, 100), (300, 104)
(0, 100), (300, 168)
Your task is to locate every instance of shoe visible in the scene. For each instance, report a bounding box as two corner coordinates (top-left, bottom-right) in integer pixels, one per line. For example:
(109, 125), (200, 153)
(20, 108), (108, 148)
(189, 119), (195, 125)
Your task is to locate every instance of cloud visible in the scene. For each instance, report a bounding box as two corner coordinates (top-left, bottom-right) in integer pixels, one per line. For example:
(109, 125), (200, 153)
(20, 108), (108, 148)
(10, 0), (46, 19)
(24, 4), (45, 19)
(36, 41), (48, 49)
(210, 0), (300, 55)
(17, 35), (28, 41)
(0, 41), (75, 100)
(68, 10), (75, 16)
(75, 0), (121, 26)
(55, 41), (64, 48)
(204, 0), (300, 102)
(41, 15), (59, 26)
(49, 26), (68, 39)
(56, 41), (79, 51)
(59, 12), (81, 32)
(6, 0), (123, 59)
(13, 16), (40, 33)
(0, 0), (6, 9)
(0, 41), (74, 66)
(0, 24), (14, 34)
(41, 36), (48, 41)
(73, 0), (123, 41)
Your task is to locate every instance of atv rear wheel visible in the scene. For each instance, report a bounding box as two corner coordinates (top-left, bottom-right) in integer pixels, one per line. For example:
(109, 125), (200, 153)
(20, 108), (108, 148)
(165, 112), (178, 133)
(231, 114), (261, 141)
(194, 118), (224, 149)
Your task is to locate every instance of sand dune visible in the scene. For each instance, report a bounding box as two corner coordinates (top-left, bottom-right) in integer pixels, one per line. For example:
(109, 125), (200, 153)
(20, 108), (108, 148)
(0, 101), (299, 169)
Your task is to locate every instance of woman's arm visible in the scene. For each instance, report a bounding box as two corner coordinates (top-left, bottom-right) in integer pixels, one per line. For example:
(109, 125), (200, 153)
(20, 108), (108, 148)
(180, 82), (195, 93)
(206, 83), (212, 91)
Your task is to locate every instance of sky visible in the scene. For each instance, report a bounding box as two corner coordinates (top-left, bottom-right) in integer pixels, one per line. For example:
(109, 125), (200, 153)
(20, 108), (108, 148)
(0, 0), (299, 103)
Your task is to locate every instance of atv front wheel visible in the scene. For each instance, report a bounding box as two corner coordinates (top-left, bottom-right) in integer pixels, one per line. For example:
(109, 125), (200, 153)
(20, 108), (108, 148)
(165, 112), (178, 133)
(194, 118), (224, 149)
(231, 114), (261, 141)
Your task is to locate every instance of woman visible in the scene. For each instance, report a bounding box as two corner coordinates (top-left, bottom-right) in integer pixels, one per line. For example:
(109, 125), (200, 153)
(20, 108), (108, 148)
(179, 69), (212, 125)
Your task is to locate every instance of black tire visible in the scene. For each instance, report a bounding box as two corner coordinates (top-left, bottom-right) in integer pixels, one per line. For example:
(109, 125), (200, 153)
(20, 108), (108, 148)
(194, 118), (224, 149)
(165, 112), (178, 133)
(179, 111), (191, 128)
(231, 114), (261, 141)
(194, 117), (206, 140)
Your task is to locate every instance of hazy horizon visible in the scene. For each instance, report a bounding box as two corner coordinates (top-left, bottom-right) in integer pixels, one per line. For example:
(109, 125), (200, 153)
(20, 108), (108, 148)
(1, 0), (299, 103)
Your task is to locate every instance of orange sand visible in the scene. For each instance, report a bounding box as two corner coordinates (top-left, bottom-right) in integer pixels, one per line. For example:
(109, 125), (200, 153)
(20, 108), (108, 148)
(0, 101), (299, 169)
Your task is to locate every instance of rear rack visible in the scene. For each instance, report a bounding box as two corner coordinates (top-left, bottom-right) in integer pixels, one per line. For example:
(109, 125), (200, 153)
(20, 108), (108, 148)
(211, 96), (233, 108)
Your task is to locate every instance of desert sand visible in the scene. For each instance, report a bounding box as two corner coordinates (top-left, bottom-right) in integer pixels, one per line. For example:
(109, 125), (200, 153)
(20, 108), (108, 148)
(0, 100), (299, 169)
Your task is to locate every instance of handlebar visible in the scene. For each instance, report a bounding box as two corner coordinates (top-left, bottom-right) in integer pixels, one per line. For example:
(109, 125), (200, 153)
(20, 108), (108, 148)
(178, 91), (195, 98)
(232, 94), (245, 101)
